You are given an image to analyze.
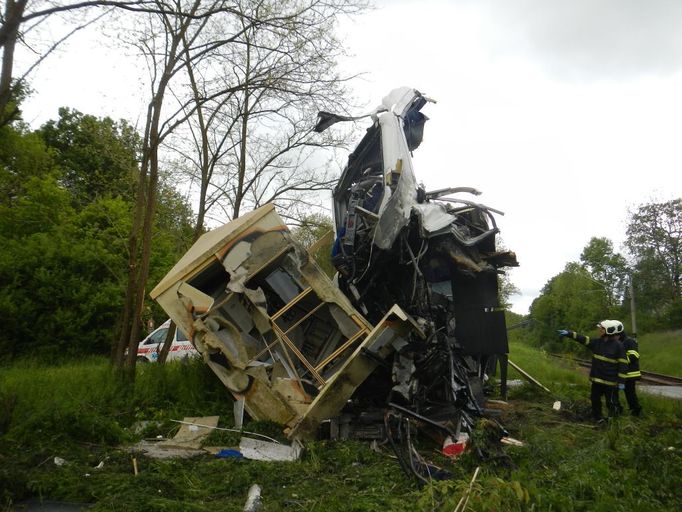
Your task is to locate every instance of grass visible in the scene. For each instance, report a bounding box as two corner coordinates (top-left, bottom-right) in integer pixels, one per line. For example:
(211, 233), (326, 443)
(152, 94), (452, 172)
(636, 330), (682, 376)
(2, 345), (682, 511)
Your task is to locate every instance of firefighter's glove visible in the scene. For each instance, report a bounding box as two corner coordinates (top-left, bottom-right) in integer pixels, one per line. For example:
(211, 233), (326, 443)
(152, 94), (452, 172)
(618, 384), (625, 390)
(557, 329), (570, 337)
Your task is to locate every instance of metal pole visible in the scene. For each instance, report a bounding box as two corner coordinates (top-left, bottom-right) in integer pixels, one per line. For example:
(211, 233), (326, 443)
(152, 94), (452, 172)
(629, 276), (637, 337)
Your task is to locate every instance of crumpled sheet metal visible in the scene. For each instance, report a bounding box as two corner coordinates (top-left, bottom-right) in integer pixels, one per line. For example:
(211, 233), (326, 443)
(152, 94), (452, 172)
(151, 204), (424, 439)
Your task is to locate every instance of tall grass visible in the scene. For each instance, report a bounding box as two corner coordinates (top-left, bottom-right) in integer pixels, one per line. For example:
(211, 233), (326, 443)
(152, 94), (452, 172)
(637, 330), (682, 376)
(2, 346), (682, 511)
(1, 356), (234, 426)
(509, 340), (587, 387)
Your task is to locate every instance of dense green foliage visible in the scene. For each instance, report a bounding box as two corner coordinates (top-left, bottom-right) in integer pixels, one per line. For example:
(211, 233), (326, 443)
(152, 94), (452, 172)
(0, 112), (195, 361)
(526, 201), (682, 348)
(38, 108), (140, 205)
(291, 212), (335, 277)
(2, 339), (681, 511)
(626, 199), (682, 329)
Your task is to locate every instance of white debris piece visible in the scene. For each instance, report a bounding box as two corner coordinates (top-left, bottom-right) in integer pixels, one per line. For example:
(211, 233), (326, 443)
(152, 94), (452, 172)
(243, 484), (262, 512)
(239, 437), (303, 461)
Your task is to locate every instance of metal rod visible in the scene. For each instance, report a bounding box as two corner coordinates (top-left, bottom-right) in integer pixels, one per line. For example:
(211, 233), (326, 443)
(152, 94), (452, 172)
(271, 322), (325, 386)
(270, 287), (313, 321)
(314, 328), (368, 372)
(283, 302), (325, 335)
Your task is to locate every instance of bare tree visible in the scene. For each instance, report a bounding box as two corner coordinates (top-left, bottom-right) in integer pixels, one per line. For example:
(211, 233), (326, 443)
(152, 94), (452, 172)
(0, 1), (165, 124)
(154, 0), (366, 363)
(166, 0), (363, 230)
(115, 0), (211, 369)
(116, 0), (367, 370)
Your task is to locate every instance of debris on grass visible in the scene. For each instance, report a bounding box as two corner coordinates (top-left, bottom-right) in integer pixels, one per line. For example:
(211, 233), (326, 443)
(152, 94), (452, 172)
(238, 437), (303, 461)
(243, 483), (262, 512)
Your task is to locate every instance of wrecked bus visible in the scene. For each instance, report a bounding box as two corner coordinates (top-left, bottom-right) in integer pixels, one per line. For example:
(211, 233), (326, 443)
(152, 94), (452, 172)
(150, 87), (518, 479)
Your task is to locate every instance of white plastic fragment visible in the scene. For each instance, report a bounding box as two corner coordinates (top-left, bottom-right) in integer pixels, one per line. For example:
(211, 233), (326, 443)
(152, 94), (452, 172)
(243, 484), (262, 512)
(552, 401), (562, 411)
(500, 437), (525, 447)
(239, 437), (303, 461)
(53, 457), (66, 466)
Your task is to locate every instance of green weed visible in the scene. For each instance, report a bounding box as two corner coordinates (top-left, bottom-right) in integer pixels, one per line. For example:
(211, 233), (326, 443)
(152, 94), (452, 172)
(2, 348), (682, 511)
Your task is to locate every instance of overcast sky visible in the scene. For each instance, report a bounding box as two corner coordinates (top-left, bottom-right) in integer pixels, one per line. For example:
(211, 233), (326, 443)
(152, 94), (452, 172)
(19, 0), (682, 315)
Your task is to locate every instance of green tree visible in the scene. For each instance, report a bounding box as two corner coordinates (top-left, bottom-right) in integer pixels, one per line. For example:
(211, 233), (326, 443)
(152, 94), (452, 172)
(625, 198), (682, 329)
(0, 119), (55, 207)
(0, 113), (194, 361)
(0, 171), (137, 360)
(528, 262), (611, 350)
(39, 108), (140, 205)
(579, 237), (629, 307)
(291, 213), (335, 278)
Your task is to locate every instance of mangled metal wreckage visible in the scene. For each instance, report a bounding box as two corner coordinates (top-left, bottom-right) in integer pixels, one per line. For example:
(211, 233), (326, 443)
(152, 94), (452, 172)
(150, 87), (518, 478)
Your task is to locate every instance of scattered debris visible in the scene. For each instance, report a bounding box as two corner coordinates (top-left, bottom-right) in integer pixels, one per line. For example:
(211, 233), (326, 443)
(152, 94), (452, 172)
(53, 456), (66, 466)
(500, 437), (525, 447)
(151, 87), (518, 481)
(234, 397), (246, 429)
(132, 457), (139, 476)
(442, 433), (469, 458)
(129, 416), (219, 459)
(215, 449), (243, 459)
(129, 440), (206, 460)
(239, 438), (303, 462)
(161, 416), (219, 449)
(243, 484), (262, 512)
(552, 400), (562, 411)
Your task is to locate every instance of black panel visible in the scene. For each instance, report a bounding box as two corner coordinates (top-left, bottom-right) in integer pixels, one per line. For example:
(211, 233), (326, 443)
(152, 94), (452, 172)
(451, 272), (508, 356)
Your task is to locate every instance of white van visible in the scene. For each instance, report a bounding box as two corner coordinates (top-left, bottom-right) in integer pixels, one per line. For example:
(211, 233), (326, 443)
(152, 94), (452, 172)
(136, 320), (199, 362)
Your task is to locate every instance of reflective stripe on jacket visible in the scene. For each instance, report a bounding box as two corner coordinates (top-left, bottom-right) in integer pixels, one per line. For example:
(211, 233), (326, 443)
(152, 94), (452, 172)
(567, 331), (628, 387)
(621, 335), (641, 379)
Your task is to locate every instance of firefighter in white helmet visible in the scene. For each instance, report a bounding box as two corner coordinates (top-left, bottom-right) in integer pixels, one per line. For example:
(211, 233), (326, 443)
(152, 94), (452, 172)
(558, 320), (628, 421)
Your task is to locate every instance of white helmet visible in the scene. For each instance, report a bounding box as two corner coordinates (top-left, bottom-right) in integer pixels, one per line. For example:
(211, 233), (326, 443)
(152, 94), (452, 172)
(600, 319), (618, 336)
(613, 320), (624, 334)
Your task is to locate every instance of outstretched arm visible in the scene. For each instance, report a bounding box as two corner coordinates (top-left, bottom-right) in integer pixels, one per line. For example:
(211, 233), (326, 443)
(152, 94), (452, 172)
(557, 330), (591, 346)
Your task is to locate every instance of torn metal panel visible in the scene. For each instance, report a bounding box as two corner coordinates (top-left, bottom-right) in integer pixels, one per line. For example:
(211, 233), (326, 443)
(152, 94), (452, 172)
(153, 88), (519, 480)
(151, 204), (419, 438)
(318, 87), (519, 480)
(287, 305), (424, 439)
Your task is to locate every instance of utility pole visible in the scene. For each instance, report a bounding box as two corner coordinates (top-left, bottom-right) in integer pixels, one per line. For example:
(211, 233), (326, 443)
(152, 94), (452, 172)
(629, 276), (637, 337)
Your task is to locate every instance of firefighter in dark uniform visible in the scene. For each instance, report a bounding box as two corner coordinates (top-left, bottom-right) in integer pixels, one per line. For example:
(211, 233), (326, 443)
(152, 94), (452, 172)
(558, 320), (628, 421)
(614, 320), (642, 416)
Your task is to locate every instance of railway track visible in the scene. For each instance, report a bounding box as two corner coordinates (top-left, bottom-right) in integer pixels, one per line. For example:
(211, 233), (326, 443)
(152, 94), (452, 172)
(549, 354), (682, 386)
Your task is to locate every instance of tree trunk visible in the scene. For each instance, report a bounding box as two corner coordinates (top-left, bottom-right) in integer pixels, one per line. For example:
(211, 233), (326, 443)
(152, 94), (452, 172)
(157, 321), (177, 363)
(0, 0), (27, 124)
